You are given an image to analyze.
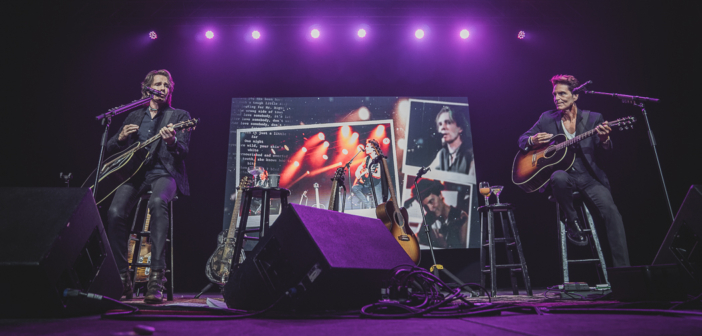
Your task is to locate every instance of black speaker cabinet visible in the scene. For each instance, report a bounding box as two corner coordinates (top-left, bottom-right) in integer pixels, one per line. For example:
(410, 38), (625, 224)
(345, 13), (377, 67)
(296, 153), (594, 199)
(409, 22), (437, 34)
(653, 185), (702, 286)
(0, 188), (122, 317)
(223, 203), (414, 311)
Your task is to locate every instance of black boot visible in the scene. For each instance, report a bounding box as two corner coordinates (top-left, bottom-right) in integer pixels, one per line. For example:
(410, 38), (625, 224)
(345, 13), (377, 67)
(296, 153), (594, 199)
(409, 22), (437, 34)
(144, 270), (167, 304)
(565, 219), (589, 247)
(120, 271), (133, 300)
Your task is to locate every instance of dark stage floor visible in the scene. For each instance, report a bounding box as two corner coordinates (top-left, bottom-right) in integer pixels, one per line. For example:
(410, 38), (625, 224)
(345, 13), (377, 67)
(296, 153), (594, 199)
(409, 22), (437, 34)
(2, 289), (701, 336)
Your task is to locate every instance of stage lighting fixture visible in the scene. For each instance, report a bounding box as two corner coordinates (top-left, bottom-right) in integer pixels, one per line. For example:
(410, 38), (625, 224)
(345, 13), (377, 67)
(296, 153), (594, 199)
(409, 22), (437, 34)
(323, 155), (329, 160)
(375, 125), (385, 137)
(205, 31), (214, 39)
(284, 145), (289, 151)
(341, 125), (351, 137)
(302, 147), (308, 153)
(307, 171), (310, 174)
(358, 107), (370, 120)
(342, 149), (349, 155)
(397, 138), (406, 150)
(252, 31), (261, 39)
(518, 31), (526, 39)
(415, 29), (425, 39)
(271, 148), (276, 154)
(460, 29), (470, 39)
(149, 31), (157, 39)
(311, 29), (320, 39)
(350, 132), (359, 143)
(323, 141), (330, 148)
(294, 161), (300, 167)
(358, 29), (367, 38)
(383, 138), (390, 145)
(318, 133), (325, 141)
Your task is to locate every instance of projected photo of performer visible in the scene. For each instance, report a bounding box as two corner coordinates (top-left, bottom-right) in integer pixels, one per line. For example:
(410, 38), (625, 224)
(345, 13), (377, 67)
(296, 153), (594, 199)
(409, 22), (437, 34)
(351, 140), (388, 209)
(429, 106), (475, 178)
(406, 178), (468, 248)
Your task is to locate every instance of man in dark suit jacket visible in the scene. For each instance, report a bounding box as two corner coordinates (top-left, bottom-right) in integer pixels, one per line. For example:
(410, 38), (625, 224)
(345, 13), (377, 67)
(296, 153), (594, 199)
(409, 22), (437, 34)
(105, 69), (192, 303)
(518, 75), (630, 267)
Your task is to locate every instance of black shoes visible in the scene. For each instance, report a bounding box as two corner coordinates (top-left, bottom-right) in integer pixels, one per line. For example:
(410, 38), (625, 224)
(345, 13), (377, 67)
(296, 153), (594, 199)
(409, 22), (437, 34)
(119, 271), (133, 300)
(144, 270), (167, 304)
(565, 219), (589, 247)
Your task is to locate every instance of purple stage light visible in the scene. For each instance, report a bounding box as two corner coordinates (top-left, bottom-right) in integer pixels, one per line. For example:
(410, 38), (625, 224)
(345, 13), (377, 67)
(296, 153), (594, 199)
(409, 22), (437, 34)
(205, 31), (214, 39)
(358, 29), (366, 38)
(311, 29), (320, 39)
(149, 31), (157, 40)
(252, 31), (261, 39)
(460, 29), (470, 39)
(518, 31), (526, 39)
(415, 29), (425, 39)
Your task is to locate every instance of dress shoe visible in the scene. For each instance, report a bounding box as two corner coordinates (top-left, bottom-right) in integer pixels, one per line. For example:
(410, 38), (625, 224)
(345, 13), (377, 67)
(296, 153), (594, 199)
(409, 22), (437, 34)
(144, 270), (167, 304)
(119, 271), (133, 300)
(565, 219), (589, 247)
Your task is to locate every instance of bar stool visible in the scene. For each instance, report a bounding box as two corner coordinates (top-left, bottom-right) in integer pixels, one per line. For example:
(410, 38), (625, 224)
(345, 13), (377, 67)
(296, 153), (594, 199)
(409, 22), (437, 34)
(128, 191), (176, 301)
(550, 191), (609, 285)
(479, 203), (533, 297)
(231, 187), (290, 265)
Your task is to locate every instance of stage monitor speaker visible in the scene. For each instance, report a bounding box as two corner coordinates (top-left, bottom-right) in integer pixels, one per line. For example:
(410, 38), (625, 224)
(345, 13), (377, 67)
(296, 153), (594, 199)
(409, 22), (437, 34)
(223, 203), (414, 311)
(653, 185), (702, 287)
(0, 188), (122, 317)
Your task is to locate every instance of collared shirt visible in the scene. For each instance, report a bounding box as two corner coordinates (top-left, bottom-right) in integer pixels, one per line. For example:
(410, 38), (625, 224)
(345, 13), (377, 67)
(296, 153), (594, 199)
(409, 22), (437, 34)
(139, 108), (166, 171)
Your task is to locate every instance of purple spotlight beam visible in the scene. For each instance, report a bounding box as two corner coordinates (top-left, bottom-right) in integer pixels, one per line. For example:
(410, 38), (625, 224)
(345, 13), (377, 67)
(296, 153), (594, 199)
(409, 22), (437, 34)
(311, 29), (320, 39)
(205, 31), (214, 39)
(415, 29), (425, 39)
(252, 30), (261, 39)
(149, 31), (157, 40)
(460, 29), (470, 39)
(358, 29), (366, 38)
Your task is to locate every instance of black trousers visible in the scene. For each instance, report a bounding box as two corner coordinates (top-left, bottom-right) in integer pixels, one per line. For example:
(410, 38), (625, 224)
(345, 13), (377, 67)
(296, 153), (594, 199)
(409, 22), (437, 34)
(550, 170), (630, 267)
(106, 172), (178, 273)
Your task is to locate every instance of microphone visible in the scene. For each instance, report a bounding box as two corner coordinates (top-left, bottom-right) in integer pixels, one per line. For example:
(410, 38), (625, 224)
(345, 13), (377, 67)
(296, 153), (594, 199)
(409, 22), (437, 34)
(344, 147), (365, 168)
(416, 166), (431, 178)
(143, 86), (165, 97)
(572, 80), (593, 94)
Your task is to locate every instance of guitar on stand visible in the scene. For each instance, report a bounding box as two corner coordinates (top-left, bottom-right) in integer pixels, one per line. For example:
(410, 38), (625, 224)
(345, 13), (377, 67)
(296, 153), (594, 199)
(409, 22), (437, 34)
(312, 182), (325, 209)
(512, 116), (636, 193)
(205, 176), (250, 286)
(127, 209), (153, 282)
(328, 167), (346, 212)
(299, 190), (309, 206)
(367, 139), (421, 264)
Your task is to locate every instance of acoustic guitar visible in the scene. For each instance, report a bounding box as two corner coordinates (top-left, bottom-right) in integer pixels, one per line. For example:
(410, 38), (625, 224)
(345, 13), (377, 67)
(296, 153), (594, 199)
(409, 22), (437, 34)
(127, 208), (153, 282)
(367, 139), (421, 264)
(205, 176), (251, 285)
(82, 118), (199, 205)
(328, 167), (346, 211)
(512, 116), (635, 193)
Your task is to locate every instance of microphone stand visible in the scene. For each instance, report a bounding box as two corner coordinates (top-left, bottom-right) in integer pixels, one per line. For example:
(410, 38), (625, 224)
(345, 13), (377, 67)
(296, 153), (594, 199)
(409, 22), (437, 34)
(583, 90), (673, 222)
(413, 168), (478, 297)
(92, 96), (153, 198)
(343, 149), (364, 209)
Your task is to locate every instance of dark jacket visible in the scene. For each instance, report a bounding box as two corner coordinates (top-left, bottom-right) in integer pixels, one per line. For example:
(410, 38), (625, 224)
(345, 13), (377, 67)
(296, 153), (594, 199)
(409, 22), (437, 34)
(518, 108), (612, 190)
(106, 106), (192, 195)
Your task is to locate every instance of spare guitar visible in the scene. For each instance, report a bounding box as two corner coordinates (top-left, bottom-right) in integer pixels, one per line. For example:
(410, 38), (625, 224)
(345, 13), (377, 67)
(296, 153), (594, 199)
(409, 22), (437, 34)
(312, 182), (325, 209)
(205, 176), (250, 285)
(82, 118), (199, 205)
(512, 116), (636, 193)
(367, 139), (421, 264)
(328, 167), (346, 212)
(127, 208), (153, 282)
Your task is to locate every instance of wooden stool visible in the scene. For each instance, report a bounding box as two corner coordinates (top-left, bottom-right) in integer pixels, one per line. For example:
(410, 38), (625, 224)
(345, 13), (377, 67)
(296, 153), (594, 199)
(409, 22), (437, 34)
(128, 191), (176, 301)
(479, 203), (532, 297)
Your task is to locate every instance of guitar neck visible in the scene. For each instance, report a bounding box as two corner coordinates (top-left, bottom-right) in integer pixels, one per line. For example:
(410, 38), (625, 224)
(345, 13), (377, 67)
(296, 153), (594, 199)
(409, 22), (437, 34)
(379, 156), (398, 203)
(225, 188), (245, 240)
(555, 126), (603, 150)
(328, 180), (338, 211)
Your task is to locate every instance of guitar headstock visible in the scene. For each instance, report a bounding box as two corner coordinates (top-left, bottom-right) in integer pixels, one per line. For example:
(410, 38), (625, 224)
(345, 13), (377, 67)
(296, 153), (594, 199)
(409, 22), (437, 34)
(172, 118), (199, 133)
(314, 182), (319, 189)
(332, 167), (345, 182)
(238, 176), (251, 191)
(608, 116), (636, 131)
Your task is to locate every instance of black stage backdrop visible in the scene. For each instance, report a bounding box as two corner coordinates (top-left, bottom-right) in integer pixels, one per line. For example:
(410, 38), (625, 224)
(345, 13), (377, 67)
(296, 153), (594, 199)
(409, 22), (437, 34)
(5, 1), (699, 291)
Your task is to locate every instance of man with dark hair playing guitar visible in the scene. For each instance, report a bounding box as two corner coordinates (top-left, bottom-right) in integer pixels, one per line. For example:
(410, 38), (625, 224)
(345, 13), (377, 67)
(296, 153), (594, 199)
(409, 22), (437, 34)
(105, 69), (193, 303)
(518, 74), (630, 267)
(351, 140), (387, 208)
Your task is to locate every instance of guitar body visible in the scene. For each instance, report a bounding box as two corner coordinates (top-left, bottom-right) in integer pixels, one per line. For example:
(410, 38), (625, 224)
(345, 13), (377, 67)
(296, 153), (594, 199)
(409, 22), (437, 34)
(376, 200), (421, 264)
(512, 134), (574, 193)
(82, 143), (150, 205)
(205, 230), (245, 285)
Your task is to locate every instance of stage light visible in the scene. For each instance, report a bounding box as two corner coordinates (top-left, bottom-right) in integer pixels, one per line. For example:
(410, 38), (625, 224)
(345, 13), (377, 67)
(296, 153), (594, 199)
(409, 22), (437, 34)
(358, 107), (370, 120)
(205, 31), (214, 39)
(518, 31), (526, 39)
(415, 29), (425, 39)
(341, 125), (351, 137)
(307, 171), (310, 174)
(358, 29), (366, 38)
(323, 141), (330, 148)
(342, 149), (349, 155)
(351, 132), (359, 143)
(149, 31), (157, 40)
(318, 132), (325, 141)
(284, 145), (289, 151)
(397, 138), (406, 150)
(375, 125), (385, 137)
(460, 29), (470, 39)
(311, 29), (320, 39)
(271, 148), (276, 154)
(323, 154), (329, 160)
(252, 31), (261, 39)
(302, 147), (308, 153)
(383, 138), (390, 145)
(294, 161), (300, 167)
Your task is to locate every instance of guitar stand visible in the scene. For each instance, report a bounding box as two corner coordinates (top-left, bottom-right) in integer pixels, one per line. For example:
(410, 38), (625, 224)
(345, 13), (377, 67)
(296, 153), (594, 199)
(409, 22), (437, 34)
(412, 171), (478, 297)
